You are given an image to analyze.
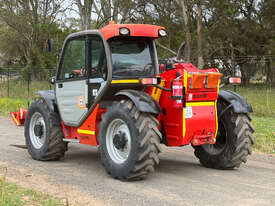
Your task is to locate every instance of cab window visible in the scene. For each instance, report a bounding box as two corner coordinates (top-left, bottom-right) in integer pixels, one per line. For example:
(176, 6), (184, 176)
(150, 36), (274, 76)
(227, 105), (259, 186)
(58, 37), (86, 80)
(108, 36), (156, 78)
(89, 36), (107, 80)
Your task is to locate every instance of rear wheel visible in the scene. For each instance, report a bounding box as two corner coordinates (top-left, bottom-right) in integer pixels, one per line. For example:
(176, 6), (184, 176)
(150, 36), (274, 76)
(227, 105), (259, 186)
(99, 100), (162, 180)
(25, 99), (67, 160)
(193, 100), (254, 169)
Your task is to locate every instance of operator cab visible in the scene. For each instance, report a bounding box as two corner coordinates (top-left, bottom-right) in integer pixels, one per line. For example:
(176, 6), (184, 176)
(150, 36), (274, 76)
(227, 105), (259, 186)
(55, 22), (166, 127)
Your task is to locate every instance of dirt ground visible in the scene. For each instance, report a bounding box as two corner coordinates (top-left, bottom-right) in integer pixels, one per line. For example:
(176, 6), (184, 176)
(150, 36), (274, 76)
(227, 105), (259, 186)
(0, 116), (275, 206)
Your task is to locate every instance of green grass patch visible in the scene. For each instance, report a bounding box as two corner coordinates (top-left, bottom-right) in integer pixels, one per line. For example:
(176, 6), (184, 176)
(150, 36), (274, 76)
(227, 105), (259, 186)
(0, 79), (51, 99)
(251, 116), (275, 154)
(0, 98), (28, 117)
(0, 168), (65, 206)
(225, 85), (275, 117)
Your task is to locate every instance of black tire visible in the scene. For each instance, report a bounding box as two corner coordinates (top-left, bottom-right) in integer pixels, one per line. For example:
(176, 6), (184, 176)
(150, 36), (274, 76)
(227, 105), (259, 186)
(99, 100), (162, 180)
(25, 99), (67, 160)
(193, 100), (254, 169)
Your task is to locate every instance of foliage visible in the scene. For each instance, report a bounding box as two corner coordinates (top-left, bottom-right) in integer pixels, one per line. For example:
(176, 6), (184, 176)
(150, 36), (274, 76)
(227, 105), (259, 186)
(0, 0), (274, 85)
(0, 0), (72, 79)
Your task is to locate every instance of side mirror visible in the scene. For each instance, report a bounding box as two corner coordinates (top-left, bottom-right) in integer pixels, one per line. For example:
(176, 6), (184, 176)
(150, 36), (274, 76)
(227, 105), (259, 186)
(163, 59), (175, 71)
(49, 76), (56, 84)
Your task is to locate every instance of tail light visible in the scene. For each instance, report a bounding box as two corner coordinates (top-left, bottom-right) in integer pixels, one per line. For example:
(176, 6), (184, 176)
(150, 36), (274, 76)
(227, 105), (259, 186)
(190, 73), (207, 89)
(229, 77), (241, 84)
(206, 73), (223, 88)
(172, 80), (184, 108)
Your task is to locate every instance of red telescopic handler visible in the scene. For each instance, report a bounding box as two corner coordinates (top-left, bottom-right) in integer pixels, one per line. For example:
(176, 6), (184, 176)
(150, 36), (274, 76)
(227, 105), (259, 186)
(10, 22), (254, 180)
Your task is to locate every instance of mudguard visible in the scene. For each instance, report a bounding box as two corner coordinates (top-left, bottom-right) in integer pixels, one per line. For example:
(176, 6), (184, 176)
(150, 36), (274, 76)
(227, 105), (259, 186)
(218, 90), (253, 113)
(35, 90), (61, 125)
(115, 90), (160, 114)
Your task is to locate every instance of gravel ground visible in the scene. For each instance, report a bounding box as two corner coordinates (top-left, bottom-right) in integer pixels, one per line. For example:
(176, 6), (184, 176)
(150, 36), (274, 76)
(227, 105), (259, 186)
(0, 116), (275, 206)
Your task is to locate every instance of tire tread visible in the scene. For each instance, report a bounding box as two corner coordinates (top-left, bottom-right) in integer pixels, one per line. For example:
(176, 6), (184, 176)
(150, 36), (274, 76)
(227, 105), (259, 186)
(194, 105), (254, 169)
(99, 100), (162, 180)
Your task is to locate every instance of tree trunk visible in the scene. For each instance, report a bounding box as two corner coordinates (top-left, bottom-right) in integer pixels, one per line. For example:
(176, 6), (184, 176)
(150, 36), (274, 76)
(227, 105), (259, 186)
(76, 0), (93, 30)
(197, 0), (204, 69)
(180, 0), (191, 62)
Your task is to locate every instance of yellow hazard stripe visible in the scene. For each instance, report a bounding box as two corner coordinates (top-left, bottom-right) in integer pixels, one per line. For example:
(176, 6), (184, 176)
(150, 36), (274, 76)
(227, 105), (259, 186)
(214, 79), (220, 137)
(12, 114), (19, 126)
(77, 129), (95, 135)
(182, 109), (186, 139)
(151, 79), (165, 102)
(186, 102), (215, 107)
(182, 70), (188, 139)
(184, 70), (187, 94)
(215, 101), (218, 137)
(111, 79), (140, 84)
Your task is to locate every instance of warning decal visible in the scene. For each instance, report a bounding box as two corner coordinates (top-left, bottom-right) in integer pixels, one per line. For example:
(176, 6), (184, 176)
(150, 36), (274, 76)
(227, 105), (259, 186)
(78, 96), (85, 109)
(184, 106), (193, 118)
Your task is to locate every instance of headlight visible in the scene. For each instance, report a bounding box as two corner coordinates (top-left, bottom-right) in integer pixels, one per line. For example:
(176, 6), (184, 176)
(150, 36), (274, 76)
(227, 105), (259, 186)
(158, 29), (167, 37)
(119, 27), (130, 35)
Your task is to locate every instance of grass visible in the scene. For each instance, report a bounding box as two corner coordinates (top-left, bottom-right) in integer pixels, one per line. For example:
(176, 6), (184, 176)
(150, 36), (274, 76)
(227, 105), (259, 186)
(0, 98), (28, 117)
(225, 85), (275, 117)
(0, 79), (51, 99)
(0, 168), (66, 206)
(252, 116), (275, 154)
(224, 85), (275, 153)
(0, 79), (50, 117)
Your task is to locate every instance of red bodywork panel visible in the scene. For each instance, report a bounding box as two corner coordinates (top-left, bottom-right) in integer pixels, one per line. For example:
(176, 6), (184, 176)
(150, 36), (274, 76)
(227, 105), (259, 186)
(62, 105), (100, 146)
(99, 23), (165, 40)
(62, 106), (107, 147)
(157, 63), (220, 146)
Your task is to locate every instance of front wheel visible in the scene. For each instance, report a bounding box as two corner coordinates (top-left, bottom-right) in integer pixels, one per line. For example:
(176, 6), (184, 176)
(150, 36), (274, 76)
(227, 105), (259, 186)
(99, 100), (162, 180)
(193, 100), (254, 169)
(25, 99), (67, 160)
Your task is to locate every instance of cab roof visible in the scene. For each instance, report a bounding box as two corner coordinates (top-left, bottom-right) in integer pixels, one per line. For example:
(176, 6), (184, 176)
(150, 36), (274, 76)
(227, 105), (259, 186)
(99, 22), (166, 40)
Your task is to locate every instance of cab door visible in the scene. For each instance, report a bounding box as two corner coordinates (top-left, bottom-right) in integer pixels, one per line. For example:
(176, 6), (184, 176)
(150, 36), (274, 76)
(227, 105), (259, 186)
(86, 35), (108, 108)
(55, 32), (112, 127)
(55, 36), (88, 126)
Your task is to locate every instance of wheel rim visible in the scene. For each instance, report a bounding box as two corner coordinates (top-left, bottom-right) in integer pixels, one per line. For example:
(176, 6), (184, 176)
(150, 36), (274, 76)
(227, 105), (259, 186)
(29, 112), (46, 149)
(106, 119), (131, 164)
(202, 120), (227, 155)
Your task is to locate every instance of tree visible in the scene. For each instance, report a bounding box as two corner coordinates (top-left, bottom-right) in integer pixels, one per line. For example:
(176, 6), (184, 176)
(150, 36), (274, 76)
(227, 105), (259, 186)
(75, 0), (94, 30)
(196, 0), (204, 69)
(73, 0), (138, 29)
(179, 0), (191, 62)
(93, 0), (137, 27)
(0, 0), (69, 78)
